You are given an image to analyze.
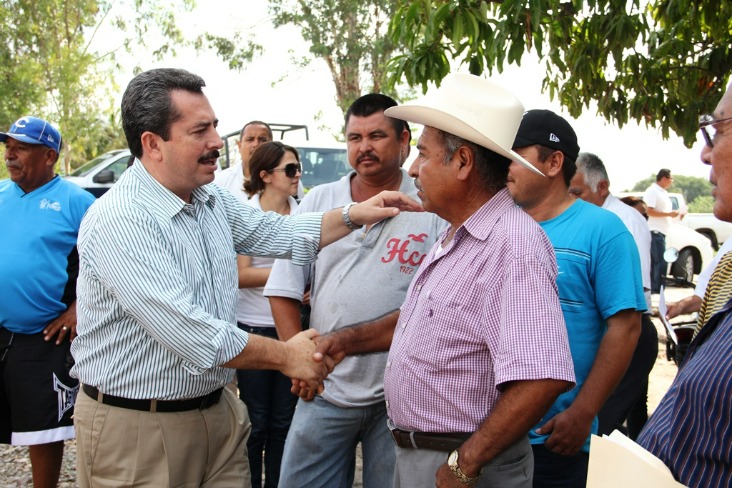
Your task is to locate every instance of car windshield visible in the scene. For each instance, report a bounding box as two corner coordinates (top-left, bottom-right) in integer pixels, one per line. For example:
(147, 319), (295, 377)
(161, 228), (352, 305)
(69, 151), (125, 177)
(296, 147), (351, 189)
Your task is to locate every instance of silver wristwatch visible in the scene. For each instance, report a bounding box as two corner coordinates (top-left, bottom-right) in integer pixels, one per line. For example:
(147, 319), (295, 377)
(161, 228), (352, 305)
(341, 202), (361, 230)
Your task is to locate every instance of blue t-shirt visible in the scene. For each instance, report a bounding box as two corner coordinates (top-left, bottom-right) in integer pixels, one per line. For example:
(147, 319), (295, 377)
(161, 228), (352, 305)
(529, 199), (646, 452)
(0, 176), (95, 333)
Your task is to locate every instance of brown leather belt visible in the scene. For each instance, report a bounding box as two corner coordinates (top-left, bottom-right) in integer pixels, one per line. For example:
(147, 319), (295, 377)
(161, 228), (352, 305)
(82, 384), (223, 413)
(389, 425), (472, 452)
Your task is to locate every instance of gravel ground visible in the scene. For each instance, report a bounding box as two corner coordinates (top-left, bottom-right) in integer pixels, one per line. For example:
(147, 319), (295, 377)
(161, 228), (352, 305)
(0, 287), (692, 487)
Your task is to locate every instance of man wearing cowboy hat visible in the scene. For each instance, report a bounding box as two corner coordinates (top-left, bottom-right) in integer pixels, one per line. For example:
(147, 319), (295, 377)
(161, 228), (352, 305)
(508, 110), (645, 487)
(306, 73), (576, 488)
(0, 116), (95, 487)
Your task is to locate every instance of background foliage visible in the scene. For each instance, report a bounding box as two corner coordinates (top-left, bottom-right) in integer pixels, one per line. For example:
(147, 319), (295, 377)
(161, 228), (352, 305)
(630, 173), (714, 211)
(386, 0), (732, 147)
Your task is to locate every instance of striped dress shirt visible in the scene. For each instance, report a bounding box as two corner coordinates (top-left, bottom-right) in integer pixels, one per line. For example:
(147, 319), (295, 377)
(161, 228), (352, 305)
(71, 161), (322, 400)
(384, 189), (575, 433)
(637, 296), (732, 487)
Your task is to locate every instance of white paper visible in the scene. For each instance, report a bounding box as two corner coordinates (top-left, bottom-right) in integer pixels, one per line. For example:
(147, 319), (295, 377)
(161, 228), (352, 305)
(658, 285), (678, 345)
(587, 431), (687, 487)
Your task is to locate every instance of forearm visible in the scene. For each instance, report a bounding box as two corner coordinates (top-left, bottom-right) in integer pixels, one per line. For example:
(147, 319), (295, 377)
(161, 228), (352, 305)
(667, 295), (702, 318)
(332, 309), (400, 356)
(569, 310), (641, 420)
(458, 379), (570, 475)
(646, 207), (673, 218)
(238, 267), (270, 288)
(221, 333), (287, 370)
(269, 296), (304, 340)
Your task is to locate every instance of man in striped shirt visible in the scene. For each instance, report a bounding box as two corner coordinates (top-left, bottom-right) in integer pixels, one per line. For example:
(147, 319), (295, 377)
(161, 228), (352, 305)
(637, 79), (732, 488)
(70, 68), (422, 487)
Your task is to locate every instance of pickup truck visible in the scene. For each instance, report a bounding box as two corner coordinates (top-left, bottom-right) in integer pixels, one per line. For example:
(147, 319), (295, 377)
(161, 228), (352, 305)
(652, 191), (732, 251)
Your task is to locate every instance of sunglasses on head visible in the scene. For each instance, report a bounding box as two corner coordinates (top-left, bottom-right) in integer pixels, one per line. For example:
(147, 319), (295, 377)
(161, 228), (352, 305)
(270, 163), (302, 178)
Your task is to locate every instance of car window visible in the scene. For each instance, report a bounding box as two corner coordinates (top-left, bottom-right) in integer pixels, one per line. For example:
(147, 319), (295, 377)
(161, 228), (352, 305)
(70, 153), (119, 177)
(295, 147), (350, 189)
(107, 156), (132, 182)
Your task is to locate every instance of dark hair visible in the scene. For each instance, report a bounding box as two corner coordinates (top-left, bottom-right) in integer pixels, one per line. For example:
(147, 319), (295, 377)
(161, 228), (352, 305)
(240, 120), (273, 140)
(620, 195), (649, 219)
(121, 68), (206, 158)
(656, 168), (672, 181)
(438, 129), (510, 194)
(244, 141), (300, 197)
(345, 93), (410, 139)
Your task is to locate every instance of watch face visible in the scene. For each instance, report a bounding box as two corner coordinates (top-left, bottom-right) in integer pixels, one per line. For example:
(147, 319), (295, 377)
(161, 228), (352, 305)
(448, 450), (458, 465)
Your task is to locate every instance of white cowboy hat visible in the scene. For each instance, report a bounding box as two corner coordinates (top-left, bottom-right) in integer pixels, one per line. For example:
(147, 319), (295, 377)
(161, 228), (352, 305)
(384, 73), (543, 175)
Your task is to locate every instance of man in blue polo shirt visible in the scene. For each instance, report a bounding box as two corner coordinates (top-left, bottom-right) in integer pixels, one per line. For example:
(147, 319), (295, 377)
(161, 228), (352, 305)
(0, 116), (95, 488)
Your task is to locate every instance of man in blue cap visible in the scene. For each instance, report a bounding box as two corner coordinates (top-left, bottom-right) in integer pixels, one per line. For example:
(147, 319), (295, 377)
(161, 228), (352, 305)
(0, 116), (95, 487)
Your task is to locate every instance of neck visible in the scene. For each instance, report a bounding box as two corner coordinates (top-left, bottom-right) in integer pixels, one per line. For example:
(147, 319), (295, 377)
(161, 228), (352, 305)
(522, 186), (576, 223)
(350, 171), (402, 202)
(258, 188), (291, 215)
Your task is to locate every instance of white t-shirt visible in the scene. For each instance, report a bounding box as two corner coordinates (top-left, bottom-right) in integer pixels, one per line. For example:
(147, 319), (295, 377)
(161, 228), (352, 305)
(604, 194), (652, 310)
(644, 182), (673, 235)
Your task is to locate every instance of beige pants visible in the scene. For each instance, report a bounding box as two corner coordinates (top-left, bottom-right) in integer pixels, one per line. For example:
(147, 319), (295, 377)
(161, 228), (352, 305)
(74, 387), (251, 487)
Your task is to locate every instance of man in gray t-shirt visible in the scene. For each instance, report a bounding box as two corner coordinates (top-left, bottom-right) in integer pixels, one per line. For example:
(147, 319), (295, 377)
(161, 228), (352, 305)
(264, 94), (445, 488)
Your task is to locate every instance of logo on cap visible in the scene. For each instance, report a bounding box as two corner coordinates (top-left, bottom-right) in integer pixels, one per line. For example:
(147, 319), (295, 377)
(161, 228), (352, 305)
(549, 133), (560, 143)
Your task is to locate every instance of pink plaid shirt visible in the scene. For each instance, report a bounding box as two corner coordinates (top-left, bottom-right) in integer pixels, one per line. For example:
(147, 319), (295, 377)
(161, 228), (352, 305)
(384, 189), (575, 433)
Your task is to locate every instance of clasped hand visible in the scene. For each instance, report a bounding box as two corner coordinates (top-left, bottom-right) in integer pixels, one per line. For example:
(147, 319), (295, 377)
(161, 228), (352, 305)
(282, 329), (336, 396)
(289, 332), (344, 400)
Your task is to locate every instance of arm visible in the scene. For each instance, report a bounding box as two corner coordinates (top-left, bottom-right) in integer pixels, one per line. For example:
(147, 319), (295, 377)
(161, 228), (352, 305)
(43, 300), (78, 344)
(666, 295), (702, 320)
(537, 309), (641, 455)
(317, 191), (423, 249)
(237, 255), (270, 288)
(222, 329), (327, 390)
(646, 206), (679, 218)
(313, 309), (400, 365)
(435, 379), (571, 487)
(269, 296), (304, 341)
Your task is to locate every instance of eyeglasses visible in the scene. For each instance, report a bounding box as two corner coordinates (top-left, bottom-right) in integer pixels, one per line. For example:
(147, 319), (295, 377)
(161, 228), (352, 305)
(699, 114), (732, 148)
(269, 163), (302, 178)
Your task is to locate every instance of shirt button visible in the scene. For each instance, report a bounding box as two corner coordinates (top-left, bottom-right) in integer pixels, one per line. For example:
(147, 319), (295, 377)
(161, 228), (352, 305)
(386, 361), (391, 367)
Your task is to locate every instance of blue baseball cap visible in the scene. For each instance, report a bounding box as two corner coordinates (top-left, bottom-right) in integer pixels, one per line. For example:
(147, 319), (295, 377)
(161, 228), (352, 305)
(0, 116), (62, 153)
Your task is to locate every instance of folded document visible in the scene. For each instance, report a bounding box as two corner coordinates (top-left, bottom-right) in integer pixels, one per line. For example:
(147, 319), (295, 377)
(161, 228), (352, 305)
(587, 430), (686, 487)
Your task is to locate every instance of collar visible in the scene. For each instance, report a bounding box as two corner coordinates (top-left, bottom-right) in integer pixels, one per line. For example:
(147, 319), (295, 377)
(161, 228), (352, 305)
(127, 160), (218, 220)
(459, 188), (516, 241)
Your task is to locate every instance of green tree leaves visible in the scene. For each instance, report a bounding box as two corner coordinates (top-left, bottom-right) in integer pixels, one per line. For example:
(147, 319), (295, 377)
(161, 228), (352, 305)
(386, 0), (732, 146)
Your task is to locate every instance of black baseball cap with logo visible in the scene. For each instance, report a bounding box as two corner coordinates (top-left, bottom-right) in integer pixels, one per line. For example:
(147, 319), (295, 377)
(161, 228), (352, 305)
(512, 109), (579, 161)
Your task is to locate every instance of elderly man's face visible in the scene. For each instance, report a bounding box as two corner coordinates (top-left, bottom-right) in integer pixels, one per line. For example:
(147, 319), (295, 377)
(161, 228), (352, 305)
(569, 171), (605, 207)
(4, 138), (57, 193)
(705, 86), (732, 222)
(409, 126), (455, 217)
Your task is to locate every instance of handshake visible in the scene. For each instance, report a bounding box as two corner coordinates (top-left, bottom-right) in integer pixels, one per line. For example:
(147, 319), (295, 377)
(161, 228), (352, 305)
(280, 329), (346, 401)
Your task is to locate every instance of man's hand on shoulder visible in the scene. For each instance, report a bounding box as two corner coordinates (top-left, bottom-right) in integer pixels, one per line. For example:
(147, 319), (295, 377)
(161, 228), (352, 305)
(43, 303), (77, 345)
(349, 190), (424, 227)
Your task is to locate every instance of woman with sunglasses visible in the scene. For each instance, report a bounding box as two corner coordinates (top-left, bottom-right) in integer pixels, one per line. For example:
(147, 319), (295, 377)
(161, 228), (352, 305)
(236, 141), (302, 488)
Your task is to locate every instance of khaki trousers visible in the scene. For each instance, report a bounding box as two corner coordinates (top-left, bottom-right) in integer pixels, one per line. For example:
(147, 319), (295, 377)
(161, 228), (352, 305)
(74, 387), (251, 487)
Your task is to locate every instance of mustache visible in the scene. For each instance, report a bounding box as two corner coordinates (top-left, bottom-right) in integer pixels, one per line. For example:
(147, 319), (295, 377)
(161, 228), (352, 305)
(198, 150), (220, 162)
(5, 160), (21, 170)
(357, 152), (380, 164)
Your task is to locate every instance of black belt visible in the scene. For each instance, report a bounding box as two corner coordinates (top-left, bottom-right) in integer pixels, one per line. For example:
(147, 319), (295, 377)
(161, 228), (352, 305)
(82, 384), (223, 413)
(389, 426), (471, 452)
(651, 230), (665, 236)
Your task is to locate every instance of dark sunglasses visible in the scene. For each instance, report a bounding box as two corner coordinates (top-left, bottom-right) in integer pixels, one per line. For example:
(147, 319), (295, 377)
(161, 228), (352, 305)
(699, 114), (732, 148)
(270, 163), (302, 178)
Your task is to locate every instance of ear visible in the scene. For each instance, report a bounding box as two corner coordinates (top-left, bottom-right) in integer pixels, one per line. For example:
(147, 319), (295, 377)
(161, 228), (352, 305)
(260, 170), (272, 184)
(454, 145), (475, 181)
(399, 128), (410, 164)
(544, 150), (565, 178)
(597, 179), (610, 198)
(140, 131), (164, 163)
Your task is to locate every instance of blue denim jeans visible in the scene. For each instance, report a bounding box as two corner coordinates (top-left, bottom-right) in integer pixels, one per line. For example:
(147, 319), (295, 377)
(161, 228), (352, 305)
(532, 443), (589, 488)
(278, 395), (395, 488)
(236, 324), (297, 488)
(650, 231), (666, 293)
